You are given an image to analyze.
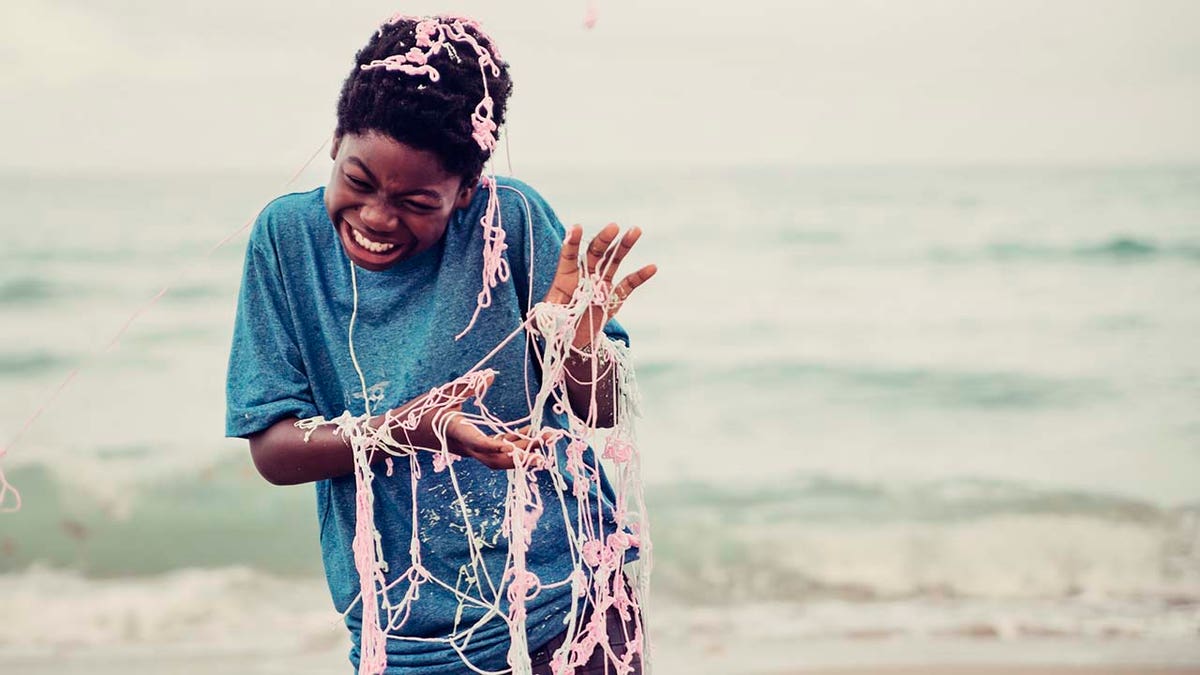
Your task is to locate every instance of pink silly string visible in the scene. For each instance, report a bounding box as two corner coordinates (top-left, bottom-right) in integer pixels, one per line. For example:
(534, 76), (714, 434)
(300, 386), (499, 675)
(431, 447), (460, 473)
(584, 1), (599, 30)
(362, 15), (502, 155)
(328, 177), (652, 674)
(471, 96), (499, 154)
(456, 176), (510, 340)
(0, 446), (25, 512)
(352, 438), (388, 674)
(524, 295), (651, 672)
(500, 453), (546, 666)
(0, 366), (78, 512)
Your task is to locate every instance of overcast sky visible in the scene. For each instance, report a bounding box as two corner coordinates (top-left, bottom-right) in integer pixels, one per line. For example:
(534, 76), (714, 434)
(3, 0), (1198, 171)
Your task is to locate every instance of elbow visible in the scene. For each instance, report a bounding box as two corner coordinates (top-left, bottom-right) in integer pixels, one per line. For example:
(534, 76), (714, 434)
(256, 466), (291, 487)
(248, 434), (291, 486)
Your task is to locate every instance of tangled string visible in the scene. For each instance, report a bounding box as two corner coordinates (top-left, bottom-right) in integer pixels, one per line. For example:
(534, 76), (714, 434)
(296, 185), (651, 674)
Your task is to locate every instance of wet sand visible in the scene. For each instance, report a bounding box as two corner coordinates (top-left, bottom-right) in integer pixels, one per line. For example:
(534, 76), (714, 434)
(783, 669), (1200, 675)
(3, 639), (1198, 675)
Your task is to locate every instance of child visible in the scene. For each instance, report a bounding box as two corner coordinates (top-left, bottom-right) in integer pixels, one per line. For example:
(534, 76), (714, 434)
(225, 14), (655, 675)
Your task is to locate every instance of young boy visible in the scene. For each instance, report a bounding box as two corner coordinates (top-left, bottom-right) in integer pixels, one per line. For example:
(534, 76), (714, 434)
(225, 14), (654, 674)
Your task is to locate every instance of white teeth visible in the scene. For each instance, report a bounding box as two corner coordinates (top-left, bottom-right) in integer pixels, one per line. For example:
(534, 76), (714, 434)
(351, 229), (396, 253)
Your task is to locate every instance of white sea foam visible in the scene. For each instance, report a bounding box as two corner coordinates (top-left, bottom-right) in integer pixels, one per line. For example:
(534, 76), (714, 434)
(0, 566), (344, 650)
(1, 565), (1196, 655)
(653, 513), (1200, 602)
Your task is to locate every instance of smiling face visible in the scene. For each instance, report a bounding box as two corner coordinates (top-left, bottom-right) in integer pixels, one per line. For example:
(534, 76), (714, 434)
(325, 131), (475, 271)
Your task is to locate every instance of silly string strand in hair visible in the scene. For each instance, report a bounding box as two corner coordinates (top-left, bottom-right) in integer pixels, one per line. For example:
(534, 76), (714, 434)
(361, 14), (510, 341)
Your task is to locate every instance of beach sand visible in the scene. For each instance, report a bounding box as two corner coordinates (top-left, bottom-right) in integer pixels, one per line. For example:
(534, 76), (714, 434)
(4, 641), (1198, 675)
(2, 629), (1197, 675)
(2, 654), (1197, 675)
(785, 669), (1200, 675)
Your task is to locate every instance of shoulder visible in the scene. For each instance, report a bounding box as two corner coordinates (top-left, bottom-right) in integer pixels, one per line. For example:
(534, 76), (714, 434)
(250, 187), (327, 250)
(491, 175), (541, 199)
(493, 176), (554, 216)
(451, 176), (564, 249)
(485, 176), (564, 237)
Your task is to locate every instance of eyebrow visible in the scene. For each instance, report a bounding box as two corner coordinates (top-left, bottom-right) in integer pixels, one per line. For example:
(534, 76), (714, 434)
(346, 157), (444, 200)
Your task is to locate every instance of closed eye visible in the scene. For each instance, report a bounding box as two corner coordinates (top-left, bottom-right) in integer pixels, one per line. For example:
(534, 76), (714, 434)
(344, 172), (371, 191)
(405, 201), (438, 212)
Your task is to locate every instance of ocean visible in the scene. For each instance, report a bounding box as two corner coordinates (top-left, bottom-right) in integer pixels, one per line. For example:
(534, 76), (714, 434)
(1, 164), (1198, 670)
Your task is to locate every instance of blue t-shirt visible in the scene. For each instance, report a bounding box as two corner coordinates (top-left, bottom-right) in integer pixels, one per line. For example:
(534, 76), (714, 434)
(226, 178), (630, 673)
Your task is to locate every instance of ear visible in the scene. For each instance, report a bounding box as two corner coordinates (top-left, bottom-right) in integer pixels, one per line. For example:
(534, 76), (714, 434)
(454, 180), (477, 210)
(330, 133), (342, 160)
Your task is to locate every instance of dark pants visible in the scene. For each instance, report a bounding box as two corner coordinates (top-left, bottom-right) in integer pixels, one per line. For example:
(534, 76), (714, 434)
(529, 601), (643, 675)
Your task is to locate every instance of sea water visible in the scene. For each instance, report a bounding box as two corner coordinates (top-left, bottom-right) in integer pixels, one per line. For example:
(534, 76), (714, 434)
(1, 165), (1198, 663)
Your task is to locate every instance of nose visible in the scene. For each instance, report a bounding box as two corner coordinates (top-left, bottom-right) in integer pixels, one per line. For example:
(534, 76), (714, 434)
(359, 201), (399, 233)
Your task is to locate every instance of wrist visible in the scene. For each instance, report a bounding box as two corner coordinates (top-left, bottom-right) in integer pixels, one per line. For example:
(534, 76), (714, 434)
(565, 338), (614, 371)
(570, 332), (595, 351)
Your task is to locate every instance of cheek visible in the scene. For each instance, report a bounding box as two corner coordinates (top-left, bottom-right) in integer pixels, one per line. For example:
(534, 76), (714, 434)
(414, 217), (452, 245)
(324, 187), (349, 216)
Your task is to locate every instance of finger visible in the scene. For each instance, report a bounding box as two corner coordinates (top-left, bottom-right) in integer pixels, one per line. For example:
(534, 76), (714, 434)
(473, 449), (516, 470)
(556, 225), (582, 274)
(497, 429), (545, 462)
(493, 426), (552, 469)
(585, 224), (620, 275)
(547, 226), (583, 303)
(494, 431), (532, 450)
(601, 227), (641, 285)
(473, 436), (517, 456)
(606, 264), (657, 317)
(467, 370), (495, 398)
(509, 433), (552, 470)
(443, 412), (481, 442)
(498, 429), (533, 445)
(465, 435), (518, 470)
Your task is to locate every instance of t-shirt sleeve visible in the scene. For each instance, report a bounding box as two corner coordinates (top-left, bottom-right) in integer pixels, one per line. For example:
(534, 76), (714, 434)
(501, 179), (630, 347)
(225, 213), (319, 438)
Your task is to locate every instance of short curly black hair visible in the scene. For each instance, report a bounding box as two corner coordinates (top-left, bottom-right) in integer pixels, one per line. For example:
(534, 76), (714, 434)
(335, 16), (513, 184)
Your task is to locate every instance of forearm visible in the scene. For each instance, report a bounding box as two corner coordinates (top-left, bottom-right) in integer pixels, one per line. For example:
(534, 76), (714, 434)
(531, 221), (655, 427)
(562, 337), (619, 428)
(246, 373), (515, 484)
(248, 406), (446, 485)
(248, 414), (402, 485)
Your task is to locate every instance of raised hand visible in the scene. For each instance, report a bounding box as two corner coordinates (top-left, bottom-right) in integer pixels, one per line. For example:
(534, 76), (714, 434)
(543, 224), (657, 349)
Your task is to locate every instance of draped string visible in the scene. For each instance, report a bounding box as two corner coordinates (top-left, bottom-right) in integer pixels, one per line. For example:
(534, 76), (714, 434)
(339, 17), (648, 672)
(0, 13), (650, 674)
(298, 176), (651, 674)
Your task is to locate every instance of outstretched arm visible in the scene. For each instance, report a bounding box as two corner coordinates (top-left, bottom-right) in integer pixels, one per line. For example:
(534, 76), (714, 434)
(248, 376), (533, 485)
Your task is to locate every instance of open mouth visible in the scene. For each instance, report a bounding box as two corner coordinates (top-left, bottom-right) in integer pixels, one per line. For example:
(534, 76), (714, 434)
(339, 221), (407, 268)
(351, 228), (395, 253)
